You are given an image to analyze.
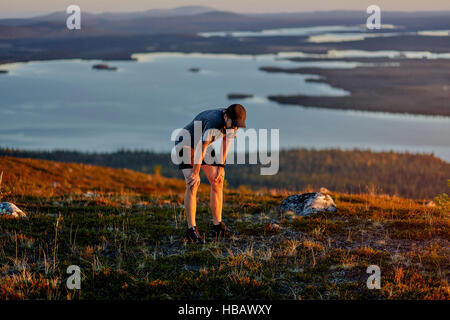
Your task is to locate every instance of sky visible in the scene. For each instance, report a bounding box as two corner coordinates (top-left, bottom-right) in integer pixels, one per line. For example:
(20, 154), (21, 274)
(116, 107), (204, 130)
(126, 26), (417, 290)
(2, 0), (450, 18)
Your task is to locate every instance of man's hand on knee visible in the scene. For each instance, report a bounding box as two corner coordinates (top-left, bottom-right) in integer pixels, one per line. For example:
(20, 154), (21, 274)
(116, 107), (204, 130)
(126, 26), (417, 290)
(187, 172), (200, 190)
(213, 167), (225, 184)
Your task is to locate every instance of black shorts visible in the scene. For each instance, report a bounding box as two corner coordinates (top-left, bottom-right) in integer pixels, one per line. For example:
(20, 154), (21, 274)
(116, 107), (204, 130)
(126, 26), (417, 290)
(177, 146), (225, 170)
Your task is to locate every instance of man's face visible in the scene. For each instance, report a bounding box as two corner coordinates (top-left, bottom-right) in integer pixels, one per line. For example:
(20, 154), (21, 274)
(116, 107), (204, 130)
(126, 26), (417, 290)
(224, 114), (238, 131)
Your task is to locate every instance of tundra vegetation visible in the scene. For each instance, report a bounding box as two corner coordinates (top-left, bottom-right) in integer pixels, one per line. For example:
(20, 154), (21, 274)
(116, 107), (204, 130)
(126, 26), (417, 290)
(0, 156), (448, 299)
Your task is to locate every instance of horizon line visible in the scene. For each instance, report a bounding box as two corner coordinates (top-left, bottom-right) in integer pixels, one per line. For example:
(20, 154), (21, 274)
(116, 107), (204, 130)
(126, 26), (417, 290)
(2, 7), (450, 20)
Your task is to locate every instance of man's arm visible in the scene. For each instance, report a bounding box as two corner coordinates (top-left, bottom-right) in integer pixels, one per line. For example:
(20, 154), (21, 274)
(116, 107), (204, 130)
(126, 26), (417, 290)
(192, 141), (210, 176)
(221, 129), (237, 165)
(221, 134), (231, 165)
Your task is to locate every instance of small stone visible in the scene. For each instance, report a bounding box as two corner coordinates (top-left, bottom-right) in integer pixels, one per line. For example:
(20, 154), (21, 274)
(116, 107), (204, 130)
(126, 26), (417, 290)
(265, 222), (281, 232)
(426, 201), (436, 207)
(279, 192), (337, 217)
(0, 202), (26, 218)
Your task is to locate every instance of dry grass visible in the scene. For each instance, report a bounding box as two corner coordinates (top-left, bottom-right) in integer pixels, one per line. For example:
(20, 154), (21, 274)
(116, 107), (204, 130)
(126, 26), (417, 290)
(0, 156), (448, 300)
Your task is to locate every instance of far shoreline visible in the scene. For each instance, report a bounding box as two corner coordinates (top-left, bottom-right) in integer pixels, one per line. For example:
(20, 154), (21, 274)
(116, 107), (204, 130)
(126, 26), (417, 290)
(261, 58), (450, 117)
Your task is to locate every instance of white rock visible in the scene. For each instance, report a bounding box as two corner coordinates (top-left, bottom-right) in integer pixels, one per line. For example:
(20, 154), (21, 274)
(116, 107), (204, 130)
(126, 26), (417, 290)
(0, 202), (26, 218)
(280, 192), (337, 216)
(426, 201), (436, 207)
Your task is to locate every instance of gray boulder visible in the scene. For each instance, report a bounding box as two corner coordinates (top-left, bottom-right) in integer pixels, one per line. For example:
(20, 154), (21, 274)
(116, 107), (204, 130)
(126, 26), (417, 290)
(280, 192), (337, 217)
(0, 202), (26, 218)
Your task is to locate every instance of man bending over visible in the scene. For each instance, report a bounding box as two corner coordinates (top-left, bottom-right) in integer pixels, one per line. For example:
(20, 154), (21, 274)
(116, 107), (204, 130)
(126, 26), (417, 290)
(174, 104), (246, 244)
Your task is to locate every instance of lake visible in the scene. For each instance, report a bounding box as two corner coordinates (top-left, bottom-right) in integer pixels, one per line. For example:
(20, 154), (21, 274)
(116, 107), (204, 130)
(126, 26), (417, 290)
(198, 25), (397, 38)
(0, 52), (449, 161)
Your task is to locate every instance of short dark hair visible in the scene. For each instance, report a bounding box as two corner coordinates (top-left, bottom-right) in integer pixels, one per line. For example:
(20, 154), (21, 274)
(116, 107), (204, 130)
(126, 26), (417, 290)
(225, 104), (246, 128)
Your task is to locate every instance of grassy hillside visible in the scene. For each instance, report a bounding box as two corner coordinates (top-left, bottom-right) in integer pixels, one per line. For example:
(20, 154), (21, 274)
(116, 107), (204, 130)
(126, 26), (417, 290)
(0, 156), (448, 300)
(0, 155), (187, 198)
(1, 148), (449, 199)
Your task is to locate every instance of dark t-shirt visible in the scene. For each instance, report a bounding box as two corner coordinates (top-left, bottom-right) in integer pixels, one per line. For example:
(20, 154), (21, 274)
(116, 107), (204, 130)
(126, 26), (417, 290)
(176, 108), (226, 148)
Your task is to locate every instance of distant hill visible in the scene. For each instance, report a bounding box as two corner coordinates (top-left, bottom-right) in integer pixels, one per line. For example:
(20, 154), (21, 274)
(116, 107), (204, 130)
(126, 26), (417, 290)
(0, 6), (215, 25)
(101, 5), (215, 20)
(0, 24), (36, 39)
(0, 9), (256, 38)
(1, 8), (449, 39)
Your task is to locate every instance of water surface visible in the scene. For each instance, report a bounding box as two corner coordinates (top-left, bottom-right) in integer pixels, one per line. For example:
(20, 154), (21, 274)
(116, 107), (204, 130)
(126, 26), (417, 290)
(198, 25), (449, 43)
(0, 52), (449, 161)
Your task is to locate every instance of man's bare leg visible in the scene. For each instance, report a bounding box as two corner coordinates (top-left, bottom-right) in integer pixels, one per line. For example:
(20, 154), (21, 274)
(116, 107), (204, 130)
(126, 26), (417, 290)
(182, 168), (199, 228)
(202, 165), (224, 225)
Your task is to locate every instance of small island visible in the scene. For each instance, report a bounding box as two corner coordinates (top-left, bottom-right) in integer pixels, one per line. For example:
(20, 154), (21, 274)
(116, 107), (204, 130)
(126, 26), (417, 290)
(188, 67), (200, 72)
(92, 64), (118, 71)
(227, 93), (254, 100)
(305, 78), (326, 83)
(0, 69), (8, 74)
